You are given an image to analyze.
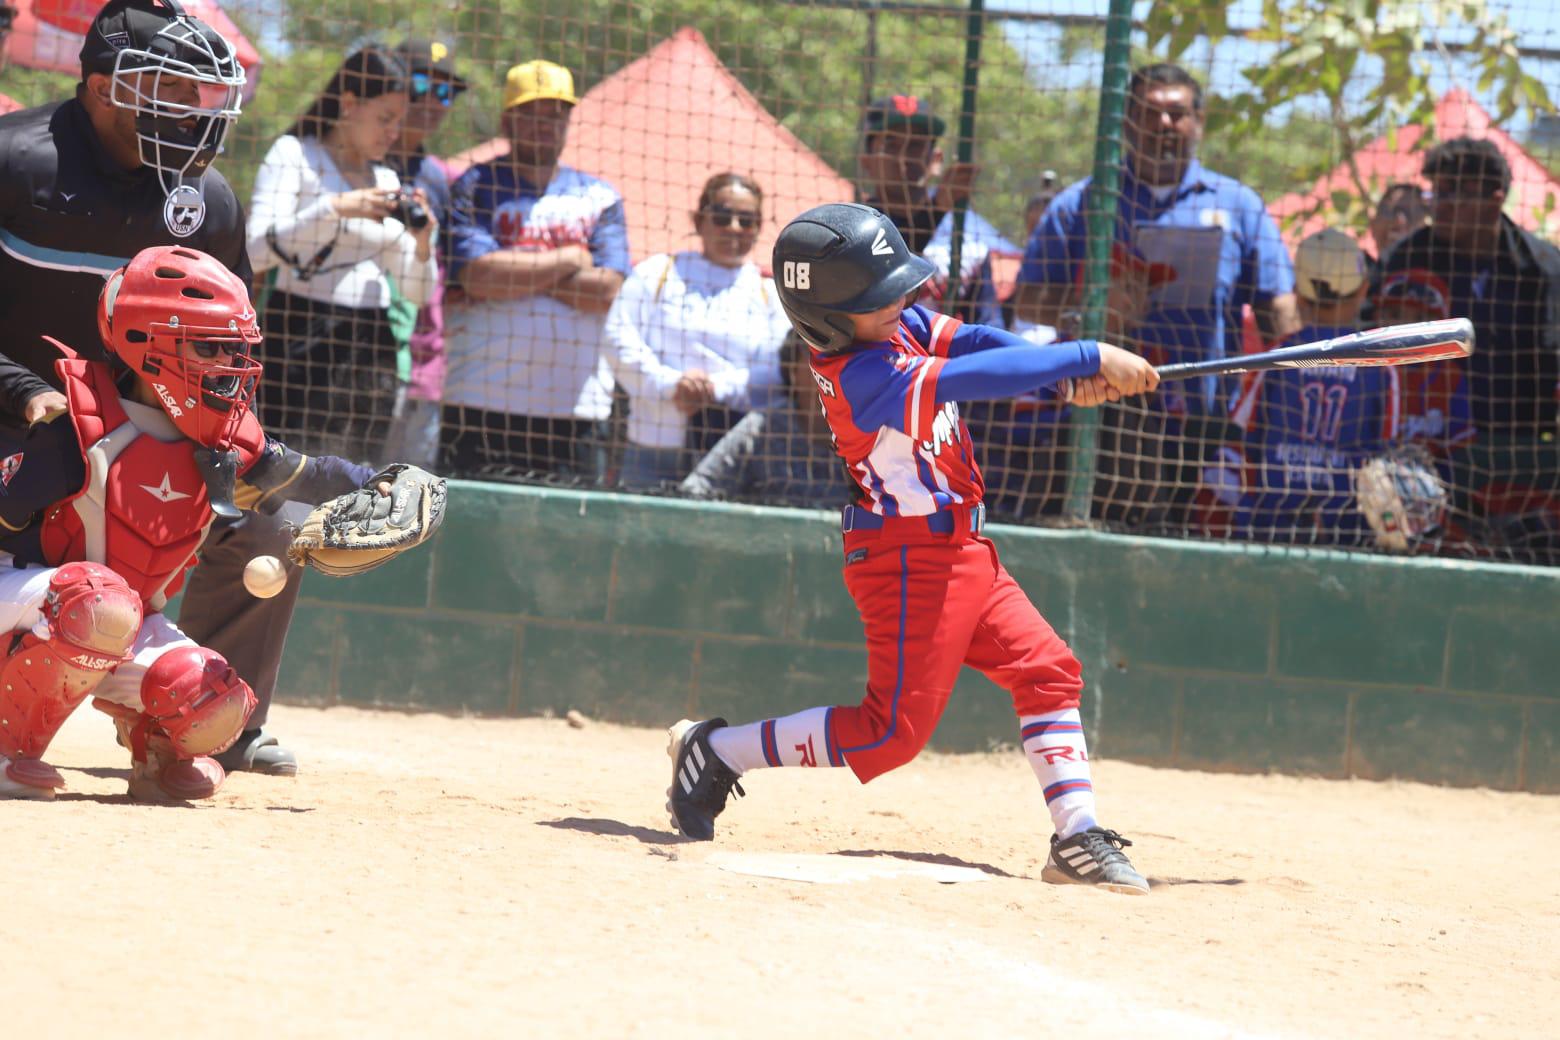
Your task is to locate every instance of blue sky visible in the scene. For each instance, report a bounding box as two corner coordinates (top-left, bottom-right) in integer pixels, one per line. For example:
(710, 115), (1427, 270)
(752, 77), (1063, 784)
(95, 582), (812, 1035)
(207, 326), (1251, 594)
(997, 0), (1560, 138)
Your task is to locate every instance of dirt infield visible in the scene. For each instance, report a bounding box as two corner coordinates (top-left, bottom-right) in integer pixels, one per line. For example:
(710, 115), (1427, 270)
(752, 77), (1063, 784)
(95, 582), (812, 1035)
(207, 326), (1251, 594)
(10, 705), (1557, 1039)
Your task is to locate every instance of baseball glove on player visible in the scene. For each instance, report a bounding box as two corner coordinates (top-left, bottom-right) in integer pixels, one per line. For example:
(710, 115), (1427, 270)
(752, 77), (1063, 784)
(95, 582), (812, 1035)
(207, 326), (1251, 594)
(1352, 446), (1448, 553)
(286, 464), (448, 577)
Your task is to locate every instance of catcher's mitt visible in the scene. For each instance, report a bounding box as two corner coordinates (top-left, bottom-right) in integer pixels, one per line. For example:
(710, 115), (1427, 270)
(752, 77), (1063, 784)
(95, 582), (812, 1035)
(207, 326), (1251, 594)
(287, 464), (447, 577)
(1352, 446), (1447, 553)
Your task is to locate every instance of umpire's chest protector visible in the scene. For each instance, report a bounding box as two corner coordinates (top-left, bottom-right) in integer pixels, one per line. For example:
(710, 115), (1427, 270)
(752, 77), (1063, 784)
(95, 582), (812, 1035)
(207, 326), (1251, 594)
(40, 358), (262, 611)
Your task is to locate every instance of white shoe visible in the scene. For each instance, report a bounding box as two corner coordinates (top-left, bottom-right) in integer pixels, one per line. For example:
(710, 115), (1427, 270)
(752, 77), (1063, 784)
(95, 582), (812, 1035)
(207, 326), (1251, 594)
(0, 755), (64, 800)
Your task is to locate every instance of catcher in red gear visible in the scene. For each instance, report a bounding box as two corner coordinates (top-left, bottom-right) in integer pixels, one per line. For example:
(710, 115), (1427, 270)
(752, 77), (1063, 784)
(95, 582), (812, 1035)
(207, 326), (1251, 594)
(0, 245), (398, 801)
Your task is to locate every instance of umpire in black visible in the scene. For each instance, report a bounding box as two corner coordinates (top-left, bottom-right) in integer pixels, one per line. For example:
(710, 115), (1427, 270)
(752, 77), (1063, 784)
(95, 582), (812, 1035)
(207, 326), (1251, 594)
(0, 0), (298, 774)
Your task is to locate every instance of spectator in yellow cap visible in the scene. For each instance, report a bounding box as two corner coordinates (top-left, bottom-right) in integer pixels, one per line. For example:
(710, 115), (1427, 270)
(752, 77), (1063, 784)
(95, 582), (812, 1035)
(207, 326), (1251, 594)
(442, 59), (631, 480)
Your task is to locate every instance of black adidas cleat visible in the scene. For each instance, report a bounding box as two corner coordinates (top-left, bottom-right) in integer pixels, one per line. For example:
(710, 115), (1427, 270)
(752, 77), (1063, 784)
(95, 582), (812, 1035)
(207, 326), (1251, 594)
(666, 718), (744, 841)
(1041, 827), (1149, 895)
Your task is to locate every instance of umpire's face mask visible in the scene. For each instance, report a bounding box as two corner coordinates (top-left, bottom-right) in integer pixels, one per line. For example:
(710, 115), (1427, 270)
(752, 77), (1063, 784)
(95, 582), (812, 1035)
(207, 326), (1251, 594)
(107, 16), (244, 201)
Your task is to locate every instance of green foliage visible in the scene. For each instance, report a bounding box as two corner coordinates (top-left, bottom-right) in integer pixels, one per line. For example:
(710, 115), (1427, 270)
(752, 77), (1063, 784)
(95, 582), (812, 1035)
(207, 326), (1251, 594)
(1200, 106), (1341, 200)
(1143, 0), (1557, 233)
(0, 65), (77, 111)
(236, 0), (1097, 243)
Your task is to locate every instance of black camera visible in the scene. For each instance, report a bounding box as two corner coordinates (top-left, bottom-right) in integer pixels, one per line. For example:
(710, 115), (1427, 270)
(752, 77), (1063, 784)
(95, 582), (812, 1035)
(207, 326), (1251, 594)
(388, 191), (430, 231)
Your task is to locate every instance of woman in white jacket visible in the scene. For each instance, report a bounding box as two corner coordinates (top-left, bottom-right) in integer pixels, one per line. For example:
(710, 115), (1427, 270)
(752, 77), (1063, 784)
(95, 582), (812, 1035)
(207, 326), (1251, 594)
(248, 46), (438, 463)
(604, 172), (790, 488)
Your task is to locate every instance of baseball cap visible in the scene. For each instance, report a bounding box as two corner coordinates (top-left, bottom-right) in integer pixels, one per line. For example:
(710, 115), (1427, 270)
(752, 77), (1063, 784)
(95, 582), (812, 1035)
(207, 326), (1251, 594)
(1374, 269), (1452, 321)
(502, 60), (577, 111)
(394, 38), (468, 94)
(1294, 228), (1367, 303)
(79, 0), (205, 77)
(863, 95), (946, 139)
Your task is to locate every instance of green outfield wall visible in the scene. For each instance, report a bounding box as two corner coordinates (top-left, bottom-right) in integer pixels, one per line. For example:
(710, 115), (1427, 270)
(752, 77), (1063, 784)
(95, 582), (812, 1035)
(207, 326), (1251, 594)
(263, 480), (1560, 793)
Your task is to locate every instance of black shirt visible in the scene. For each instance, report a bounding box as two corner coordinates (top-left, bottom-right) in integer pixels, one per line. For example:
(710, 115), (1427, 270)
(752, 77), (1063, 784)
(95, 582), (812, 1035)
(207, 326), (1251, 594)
(1378, 217), (1560, 437)
(0, 98), (250, 419)
(863, 190), (943, 255)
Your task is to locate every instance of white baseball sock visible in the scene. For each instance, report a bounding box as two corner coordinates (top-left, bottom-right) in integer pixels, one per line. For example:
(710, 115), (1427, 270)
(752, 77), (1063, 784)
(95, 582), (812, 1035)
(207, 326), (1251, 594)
(707, 707), (841, 775)
(1019, 708), (1098, 839)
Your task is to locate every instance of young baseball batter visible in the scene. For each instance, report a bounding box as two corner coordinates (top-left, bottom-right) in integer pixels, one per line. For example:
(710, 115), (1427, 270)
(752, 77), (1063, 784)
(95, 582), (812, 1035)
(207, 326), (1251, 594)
(0, 245), (425, 803)
(667, 203), (1160, 894)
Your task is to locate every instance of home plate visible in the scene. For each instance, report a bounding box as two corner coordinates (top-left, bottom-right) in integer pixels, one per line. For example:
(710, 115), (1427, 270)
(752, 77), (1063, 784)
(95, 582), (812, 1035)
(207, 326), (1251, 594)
(707, 851), (993, 885)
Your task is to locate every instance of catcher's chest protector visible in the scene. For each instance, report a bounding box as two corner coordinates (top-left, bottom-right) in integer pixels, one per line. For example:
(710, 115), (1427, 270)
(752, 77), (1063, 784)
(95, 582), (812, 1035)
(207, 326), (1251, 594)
(40, 360), (263, 611)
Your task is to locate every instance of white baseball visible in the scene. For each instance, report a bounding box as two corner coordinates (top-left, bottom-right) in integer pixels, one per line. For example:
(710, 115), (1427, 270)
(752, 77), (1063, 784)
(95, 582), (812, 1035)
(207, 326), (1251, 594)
(243, 555), (288, 599)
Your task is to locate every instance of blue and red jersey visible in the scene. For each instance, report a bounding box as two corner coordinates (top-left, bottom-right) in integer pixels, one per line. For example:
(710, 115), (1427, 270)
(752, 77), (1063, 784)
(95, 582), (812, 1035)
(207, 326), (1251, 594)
(1230, 323), (1403, 462)
(1229, 323), (1403, 543)
(806, 304), (1098, 517)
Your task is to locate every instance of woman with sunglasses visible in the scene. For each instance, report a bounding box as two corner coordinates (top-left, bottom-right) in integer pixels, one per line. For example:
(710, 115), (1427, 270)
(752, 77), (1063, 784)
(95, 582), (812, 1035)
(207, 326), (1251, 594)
(379, 39), (466, 471)
(604, 172), (791, 488)
(247, 45), (438, 464)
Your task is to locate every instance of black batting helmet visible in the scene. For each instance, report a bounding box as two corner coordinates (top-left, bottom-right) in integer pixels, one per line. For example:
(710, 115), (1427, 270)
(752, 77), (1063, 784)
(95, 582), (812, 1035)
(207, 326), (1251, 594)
(772, 203), (935, 352)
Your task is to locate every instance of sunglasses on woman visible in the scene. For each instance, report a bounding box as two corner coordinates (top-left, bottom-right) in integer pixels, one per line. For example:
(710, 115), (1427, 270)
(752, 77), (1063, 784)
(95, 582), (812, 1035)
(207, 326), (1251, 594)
(410, 72), (455, 107)
(705, 204), (760, 231)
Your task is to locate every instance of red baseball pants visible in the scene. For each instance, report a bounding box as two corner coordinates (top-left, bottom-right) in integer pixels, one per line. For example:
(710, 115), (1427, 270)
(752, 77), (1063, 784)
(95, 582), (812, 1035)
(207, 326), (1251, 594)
(828, 521), (1084, 783)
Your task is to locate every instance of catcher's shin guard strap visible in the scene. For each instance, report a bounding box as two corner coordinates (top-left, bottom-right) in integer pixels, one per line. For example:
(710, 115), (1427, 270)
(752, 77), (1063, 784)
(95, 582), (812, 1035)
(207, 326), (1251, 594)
(106, 711), (228, 802)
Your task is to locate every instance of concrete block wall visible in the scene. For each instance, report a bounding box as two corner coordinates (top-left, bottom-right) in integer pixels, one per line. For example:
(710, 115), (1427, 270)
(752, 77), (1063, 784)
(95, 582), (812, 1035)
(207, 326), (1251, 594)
(256, 481), (1560, 793)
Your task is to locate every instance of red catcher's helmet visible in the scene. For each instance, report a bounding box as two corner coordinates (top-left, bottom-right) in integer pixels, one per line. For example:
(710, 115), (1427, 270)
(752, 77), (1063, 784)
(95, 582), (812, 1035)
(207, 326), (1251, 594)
(98, 245), (263, 449)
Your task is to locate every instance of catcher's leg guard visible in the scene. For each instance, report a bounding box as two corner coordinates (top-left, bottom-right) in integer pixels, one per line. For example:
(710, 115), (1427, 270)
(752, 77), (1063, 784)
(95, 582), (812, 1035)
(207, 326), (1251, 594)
(0, 563), (142, 796)
(140, 645), (256, 759)
(93, 645), (255, 802)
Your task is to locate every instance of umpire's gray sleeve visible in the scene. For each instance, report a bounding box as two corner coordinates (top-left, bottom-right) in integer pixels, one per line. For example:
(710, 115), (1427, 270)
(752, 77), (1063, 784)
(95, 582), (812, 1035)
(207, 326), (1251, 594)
(680, 410), (769, 499)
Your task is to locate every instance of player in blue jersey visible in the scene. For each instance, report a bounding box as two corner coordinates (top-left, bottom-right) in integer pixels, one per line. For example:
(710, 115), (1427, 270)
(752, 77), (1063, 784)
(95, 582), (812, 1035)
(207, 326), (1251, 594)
(665, 204), (1162, 894)
(1230, 229), (1402, 545)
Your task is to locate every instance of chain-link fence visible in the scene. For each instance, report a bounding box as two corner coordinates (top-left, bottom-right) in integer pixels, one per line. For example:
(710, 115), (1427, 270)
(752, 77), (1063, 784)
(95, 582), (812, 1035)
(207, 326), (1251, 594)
(3, 0), (1557, 563)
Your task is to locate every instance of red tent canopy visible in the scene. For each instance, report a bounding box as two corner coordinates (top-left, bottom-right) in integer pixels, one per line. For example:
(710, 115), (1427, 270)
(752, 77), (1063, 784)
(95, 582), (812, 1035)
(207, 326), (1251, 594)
(4, 0), (263, 100)
(1268, 88), (1560, 253)
(444, 27), (853, 270)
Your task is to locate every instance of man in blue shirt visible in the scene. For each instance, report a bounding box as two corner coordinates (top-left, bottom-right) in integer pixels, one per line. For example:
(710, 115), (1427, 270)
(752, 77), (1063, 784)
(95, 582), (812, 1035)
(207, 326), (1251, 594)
(1013, 63), (1299, 527)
